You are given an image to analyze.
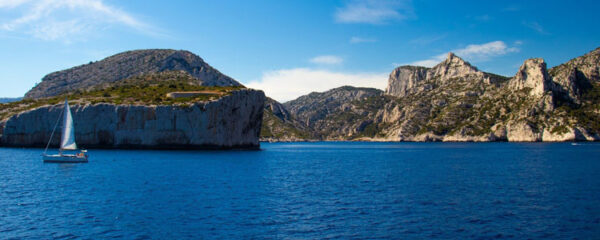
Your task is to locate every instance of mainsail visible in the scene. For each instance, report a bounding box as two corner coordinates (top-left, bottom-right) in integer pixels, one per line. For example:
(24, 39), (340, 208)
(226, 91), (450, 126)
(60, 99), (77, 150)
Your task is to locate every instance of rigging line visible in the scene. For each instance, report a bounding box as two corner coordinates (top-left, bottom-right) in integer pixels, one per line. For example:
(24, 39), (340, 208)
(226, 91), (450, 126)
(44, 104), (65, 155)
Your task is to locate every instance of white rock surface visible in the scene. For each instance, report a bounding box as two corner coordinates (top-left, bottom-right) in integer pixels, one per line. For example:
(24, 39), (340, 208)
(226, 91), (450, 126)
(385, 53), (487, 97)
(509, 58), (554, 97)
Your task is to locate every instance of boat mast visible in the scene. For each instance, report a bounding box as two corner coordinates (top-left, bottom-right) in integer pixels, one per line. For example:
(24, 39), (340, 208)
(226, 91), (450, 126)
(43, 103), (65, 155)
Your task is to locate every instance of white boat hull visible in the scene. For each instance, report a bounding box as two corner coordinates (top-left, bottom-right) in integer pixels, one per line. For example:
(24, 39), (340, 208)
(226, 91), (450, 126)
(43, 154), (88, 163)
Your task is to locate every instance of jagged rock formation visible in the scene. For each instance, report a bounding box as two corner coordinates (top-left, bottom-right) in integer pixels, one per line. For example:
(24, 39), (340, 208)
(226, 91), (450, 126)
(24, 49), (242, 99)
(385, 53), (500, 97)
(2, 89), (264, 149)
(261, 47), (600, 142)
(509, 58), (555, 97)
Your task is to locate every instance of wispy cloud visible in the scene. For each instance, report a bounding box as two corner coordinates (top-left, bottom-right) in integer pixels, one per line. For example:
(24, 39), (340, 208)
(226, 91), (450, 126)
(350, 36), (376, 44)
(247, 68), (387, 102)
(408, 41), (520, 67)
(0, 0), (32, 8)
(335, 0), (413, 24)
(0, 0), (160, 42)
(309, 55), (344, 65)
(522, 21), (549, 35)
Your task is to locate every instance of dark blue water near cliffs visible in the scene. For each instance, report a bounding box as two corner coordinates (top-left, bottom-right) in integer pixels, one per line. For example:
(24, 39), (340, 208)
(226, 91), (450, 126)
(1, 142), (600, 239)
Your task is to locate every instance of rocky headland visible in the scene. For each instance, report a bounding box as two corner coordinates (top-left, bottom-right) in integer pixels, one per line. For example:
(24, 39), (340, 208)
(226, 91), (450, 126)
(1, 50), (265, 149)
(1, 89), (264, 149)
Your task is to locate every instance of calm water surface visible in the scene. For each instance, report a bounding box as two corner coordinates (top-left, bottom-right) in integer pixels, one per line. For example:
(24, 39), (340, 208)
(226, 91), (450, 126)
(1, 142), (599, 239)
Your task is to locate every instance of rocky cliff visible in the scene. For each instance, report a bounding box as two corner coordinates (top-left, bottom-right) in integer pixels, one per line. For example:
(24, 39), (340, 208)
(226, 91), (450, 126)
(385, 53), (503, 97)
(261, 47), (600, 142)
(261, 98), (311, 141)
(2, 89), (265, 149)
(25, 49), (242, 99)
(283, 86), (383, 139)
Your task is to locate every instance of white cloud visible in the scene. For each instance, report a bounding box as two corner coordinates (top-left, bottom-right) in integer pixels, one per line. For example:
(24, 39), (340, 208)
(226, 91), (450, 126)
(453, 41), (519, 58)
(350, 36), (376, 43)
(0, 0), (32, 8)
(0, 0), (158, 42)
(246, 68), (388, 102)
(335, 0), (413, 24)
(409, 41), (520, 67)
(309, 55), (344, 65)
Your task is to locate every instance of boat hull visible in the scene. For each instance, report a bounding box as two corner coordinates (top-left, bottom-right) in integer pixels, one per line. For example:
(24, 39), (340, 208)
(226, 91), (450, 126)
(43, 154), (88, 163)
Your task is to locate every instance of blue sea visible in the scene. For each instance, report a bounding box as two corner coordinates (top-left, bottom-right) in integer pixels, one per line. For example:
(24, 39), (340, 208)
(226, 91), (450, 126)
(1, 142), (599, 239)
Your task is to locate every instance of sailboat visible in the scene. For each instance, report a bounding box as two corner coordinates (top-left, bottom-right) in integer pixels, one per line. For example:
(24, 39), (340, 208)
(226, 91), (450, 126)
(43, 98), (88, 163)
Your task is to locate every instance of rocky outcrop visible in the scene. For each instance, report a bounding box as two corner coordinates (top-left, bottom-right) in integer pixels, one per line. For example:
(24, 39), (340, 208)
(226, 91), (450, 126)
(2, 89), (265, 149)
(265, 97), (293, 122)
(24, 49), (242, 99)
(385, 66), (428, 97)
(429, 53), (483, 81)
(385, 53), (493, 97)
(508, 58), (554, 97)
(549, 47), (599, 102)
(260, 98), (311, 141)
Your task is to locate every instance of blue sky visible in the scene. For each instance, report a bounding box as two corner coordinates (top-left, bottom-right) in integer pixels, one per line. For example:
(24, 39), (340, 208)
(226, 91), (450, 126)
(0, 0), (599, 101)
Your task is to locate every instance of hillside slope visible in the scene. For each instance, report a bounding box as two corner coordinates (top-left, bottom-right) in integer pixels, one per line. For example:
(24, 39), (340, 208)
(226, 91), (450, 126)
(25, 49), (242, 99)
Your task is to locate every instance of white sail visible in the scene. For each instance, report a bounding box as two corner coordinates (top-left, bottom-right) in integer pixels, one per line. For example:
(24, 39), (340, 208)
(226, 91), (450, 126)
(60, 99), (77, 150)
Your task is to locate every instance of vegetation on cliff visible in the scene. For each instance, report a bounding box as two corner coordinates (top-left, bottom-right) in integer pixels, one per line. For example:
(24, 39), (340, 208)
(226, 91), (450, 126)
(24, 49), (242, 99)
(1, 71), (243, 121)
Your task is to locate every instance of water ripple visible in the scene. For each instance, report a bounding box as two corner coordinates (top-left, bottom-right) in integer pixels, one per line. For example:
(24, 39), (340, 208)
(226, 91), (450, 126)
(1, 142), (600, 239)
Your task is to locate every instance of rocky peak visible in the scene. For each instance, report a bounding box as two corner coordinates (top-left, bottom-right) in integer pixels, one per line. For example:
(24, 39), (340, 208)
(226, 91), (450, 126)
(385, 53), (486, 97)
(429, 52), (482, 81)
(509, 58), (554, 97)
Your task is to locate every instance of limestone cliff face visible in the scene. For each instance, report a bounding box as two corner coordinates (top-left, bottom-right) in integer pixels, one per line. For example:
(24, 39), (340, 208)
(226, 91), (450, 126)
(1, 89), (265, 149)
(385, 66), (428, 97)
(508, 58), (554, 97)
(385, 53), (491, 97)
(549, 47), (599, 102)
(25, 49), (242, 99)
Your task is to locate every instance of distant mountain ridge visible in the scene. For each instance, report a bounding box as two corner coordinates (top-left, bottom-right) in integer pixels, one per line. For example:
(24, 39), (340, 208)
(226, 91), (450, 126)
(261, 47), (600, 142)
(24, 49), (242, 99)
